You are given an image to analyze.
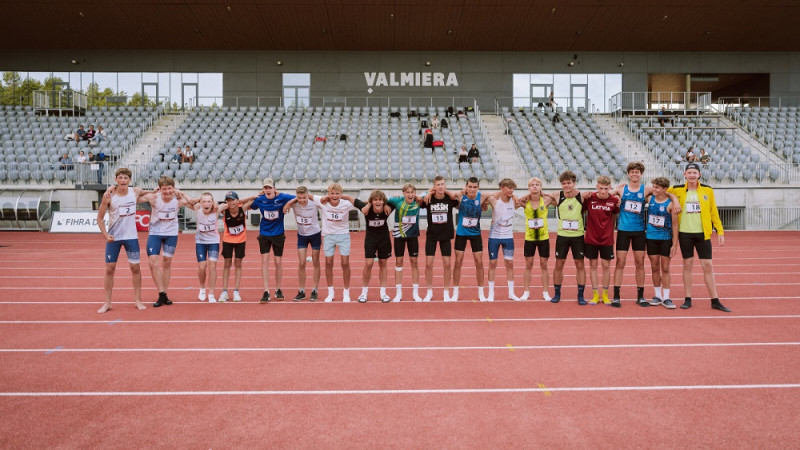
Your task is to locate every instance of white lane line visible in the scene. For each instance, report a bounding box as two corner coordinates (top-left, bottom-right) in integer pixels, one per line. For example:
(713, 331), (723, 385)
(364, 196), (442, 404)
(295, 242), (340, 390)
(1, 315), (799, 325)
(2, 384), (799, 397)
(2, 342), (799, 353)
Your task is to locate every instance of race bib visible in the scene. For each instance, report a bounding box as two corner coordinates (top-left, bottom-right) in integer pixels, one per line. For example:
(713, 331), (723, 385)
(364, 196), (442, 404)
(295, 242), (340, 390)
(624, 201), (643, 214)
(562, 220), (579, 231)
(326, 211), (344, 221)
(199, 222), (216, 232)
(648, 215), (666, 227)
(686, 202), (701, 214)
(119, 202), (135, 217)
(157, 210), (175, 220)
(368, 219), (385, 227)
(463, 217), (479, 228)
(296, 216), (313, 225)
(262, 210), (279, 220)
(432, 213), (447, 224)
(228, 224), (244, 235)
(528, 218), (544, 229)
(401, 215), (417, 224)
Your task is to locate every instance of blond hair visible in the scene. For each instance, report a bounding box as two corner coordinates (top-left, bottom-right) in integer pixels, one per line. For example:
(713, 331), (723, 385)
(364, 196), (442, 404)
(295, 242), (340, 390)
(327, 183), (342, 193)
(596, 175), (611, 186)
(157, 176), (175, 187)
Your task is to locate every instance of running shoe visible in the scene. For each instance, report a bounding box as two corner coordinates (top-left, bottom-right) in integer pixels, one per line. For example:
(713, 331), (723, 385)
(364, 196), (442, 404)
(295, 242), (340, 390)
(294, 291), (306, 301)
(309, 289), (318, 302)
(260, 291), (270, 304)
(232, 290), (242, 302)
(218, 291), (229, 303)
(275, 289), (285, 301)
(662, 298), (676, 309)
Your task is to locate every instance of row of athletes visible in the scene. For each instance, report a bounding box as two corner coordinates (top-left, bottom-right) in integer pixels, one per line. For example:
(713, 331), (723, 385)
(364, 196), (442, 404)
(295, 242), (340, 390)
(96, 161), (728, 313)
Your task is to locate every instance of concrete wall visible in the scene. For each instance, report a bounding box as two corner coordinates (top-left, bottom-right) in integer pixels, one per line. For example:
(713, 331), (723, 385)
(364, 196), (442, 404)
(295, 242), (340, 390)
(2, 50), (800, 110)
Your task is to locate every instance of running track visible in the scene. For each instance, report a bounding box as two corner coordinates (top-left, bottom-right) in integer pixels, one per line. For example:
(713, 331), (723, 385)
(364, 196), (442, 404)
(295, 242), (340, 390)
(1, 230), (798, 448)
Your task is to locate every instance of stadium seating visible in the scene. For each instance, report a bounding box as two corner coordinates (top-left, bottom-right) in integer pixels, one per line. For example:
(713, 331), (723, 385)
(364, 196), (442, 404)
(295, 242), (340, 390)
(158, 105), (493, 186)
(0, 105), (161, 184)
(728, 106), (800, 164)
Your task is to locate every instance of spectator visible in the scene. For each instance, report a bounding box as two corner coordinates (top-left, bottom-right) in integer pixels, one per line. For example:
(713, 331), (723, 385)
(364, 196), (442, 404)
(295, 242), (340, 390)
(90, 125), (107, 145)
(72, 125), (87, 146)
(700, 148), (711, 165)
(171, 147), (184, 164)
(59, 153), (74, 170)
(657, 107), (667, 126)
(446, 106), (454, 118)
(85, 125), (96, 141)
(468, 143), (480, 162)
(88, 152), (103, 184)
(548, 91), (556, 110)
(183, 145), (195, 164)
(457, 109), (466, 120)
(440, 117), (448, 129)
(686, 147), (698, 163)
(431, 114), (441, 129)
(76, 150), (88, 164)
(552, 112), (562, 124)
(457, 146), (469, 163)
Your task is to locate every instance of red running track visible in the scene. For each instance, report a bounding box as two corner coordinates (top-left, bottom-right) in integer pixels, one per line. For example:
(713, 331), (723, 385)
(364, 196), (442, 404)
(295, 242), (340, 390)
(0, 230), (799, 447)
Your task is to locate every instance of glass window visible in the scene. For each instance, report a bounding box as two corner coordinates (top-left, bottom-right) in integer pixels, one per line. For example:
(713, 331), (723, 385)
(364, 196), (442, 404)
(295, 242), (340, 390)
(198, 73), (223, 107)
(282, 73), (310, 86)
(514, 73), (624, 114)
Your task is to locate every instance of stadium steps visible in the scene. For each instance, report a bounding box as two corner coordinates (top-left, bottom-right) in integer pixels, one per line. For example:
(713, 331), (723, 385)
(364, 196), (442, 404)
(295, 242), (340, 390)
(481, 114), (527, 182)
(717, 114), (784, 166)
(118, 113), (188, 168)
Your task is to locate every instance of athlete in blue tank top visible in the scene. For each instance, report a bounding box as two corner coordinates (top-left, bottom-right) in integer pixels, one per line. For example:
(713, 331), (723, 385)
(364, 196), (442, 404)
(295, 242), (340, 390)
(646, 196), (673, 241)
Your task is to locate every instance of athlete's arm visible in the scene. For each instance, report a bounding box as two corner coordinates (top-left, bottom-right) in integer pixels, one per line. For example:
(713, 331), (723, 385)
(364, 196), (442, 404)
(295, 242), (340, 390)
(282, 197), (298, 214)
(669, 203), (679, 257)
(97, 195), (113, 242)
(609, 184), (625, 197)
(340, 194), (357, 204)
(666, 192), (681, 215)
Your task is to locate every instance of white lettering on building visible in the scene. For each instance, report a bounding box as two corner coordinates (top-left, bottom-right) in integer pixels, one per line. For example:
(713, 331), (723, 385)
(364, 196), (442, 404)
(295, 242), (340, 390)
(364, 72), (459, 88)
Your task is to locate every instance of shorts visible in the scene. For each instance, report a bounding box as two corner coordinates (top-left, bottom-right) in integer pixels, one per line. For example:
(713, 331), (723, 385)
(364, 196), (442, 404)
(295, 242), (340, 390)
(425, 237), (452, 257)
(678, 232), (712, 260)
(523, 239), (550, 258)
(105, 239), (140, 264)
(297, 231), (322, 251)
(647, 239), (673, 257)
(146, 235), (179, 257)
(257, 234), (286, 257)
(222, 241), (246, 259)
(195, 243), (220, 262)
(323, 233), (351, 257)
(555, 235), (585, 260)
(616, 230), (647, 252)
(365, 235), (392, 259)
(454, 234), (483, 253)
(584, 243), (614, 260)
(394, 236), (419, 258)
(487, 238), (514, 260)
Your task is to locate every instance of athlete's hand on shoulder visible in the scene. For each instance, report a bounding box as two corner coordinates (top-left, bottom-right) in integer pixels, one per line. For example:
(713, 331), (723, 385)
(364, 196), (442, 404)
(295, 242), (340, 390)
(320, 195), (329, 204)
(103, 185), (116, 198)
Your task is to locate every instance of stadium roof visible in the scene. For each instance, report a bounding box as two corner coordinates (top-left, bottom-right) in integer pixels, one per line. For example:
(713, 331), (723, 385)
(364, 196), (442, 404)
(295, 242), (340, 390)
(2, 0), (798, 53)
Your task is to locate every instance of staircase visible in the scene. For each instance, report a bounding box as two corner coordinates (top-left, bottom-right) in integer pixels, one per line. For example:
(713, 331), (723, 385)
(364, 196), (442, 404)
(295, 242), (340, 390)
(593, 115), (657, 167)
(119, 113), (187, 168)
(481, 114), (527, 182)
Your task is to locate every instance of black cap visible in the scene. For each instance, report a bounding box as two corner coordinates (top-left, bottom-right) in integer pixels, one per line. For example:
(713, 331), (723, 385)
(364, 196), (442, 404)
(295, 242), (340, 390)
(224, 191), (239, 200)
(684, 162), (701, 172)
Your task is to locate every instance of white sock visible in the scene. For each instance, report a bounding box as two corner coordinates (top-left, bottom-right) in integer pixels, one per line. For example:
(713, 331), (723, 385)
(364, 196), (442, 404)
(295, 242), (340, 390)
(328, 286), (334, 297)
(507, 281), (515, 295)
(361, 286), (368, 296)
(343, 288), (349, 297)
(452, 286), (459, 298)
(444, 289), (450, 298)
(380, 287), (386, 296)
(654, 286), (663, 299)
(663, 288), (670, 299)
(542, 291), (552, 301)
(413, 284), (419, 295)
(488, 281), (495, 295)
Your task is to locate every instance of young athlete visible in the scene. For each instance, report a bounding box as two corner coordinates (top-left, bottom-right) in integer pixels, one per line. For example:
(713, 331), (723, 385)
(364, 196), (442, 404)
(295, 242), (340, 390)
(343, 191), (395, 303)
(668, 163), (729, 312)
(217, 191), (257, 302)
(144, 176), (192, 307)
(387, 184), (425, 302)
(96, 167), (150, 313)
(482, 178), (520, 301)
(546, 171), (587, 305)
(422, 176), (460, 302)
(611, 162), (680, 307)
(646, 177), (679, 309)
(191, 192), (221, 303)
(452, 177), (486, 302)
(310, 183), (359, 302)
(517, 177), (555, 302)
(583, 176), (620, 305)
(250, 178), (295, 303)
(288, 186), (322, 301)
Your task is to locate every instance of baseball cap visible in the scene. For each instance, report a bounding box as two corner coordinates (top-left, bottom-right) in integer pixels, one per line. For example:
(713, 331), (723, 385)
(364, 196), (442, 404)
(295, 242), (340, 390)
(224, 191), (239, 200)
(685, 162), (701, 172)
(262, 178), (274, 188)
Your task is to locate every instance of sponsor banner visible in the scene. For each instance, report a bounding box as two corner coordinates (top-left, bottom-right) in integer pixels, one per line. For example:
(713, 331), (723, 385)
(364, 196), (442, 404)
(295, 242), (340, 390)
(135, 210), (151, 231)
(50, 211), (108, 233)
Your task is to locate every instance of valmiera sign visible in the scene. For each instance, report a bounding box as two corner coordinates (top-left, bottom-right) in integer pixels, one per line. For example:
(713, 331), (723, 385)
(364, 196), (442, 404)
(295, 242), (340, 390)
(364, 72), (459, 93)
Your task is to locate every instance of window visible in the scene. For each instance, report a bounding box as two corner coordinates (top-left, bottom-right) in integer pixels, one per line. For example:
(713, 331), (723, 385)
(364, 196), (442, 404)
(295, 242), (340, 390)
(282, 73), (310, 108)
(513, 73), (622, 113)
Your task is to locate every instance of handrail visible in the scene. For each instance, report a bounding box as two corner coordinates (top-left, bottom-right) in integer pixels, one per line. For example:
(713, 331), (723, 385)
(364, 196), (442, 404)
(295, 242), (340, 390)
(187, 96), (478, 110)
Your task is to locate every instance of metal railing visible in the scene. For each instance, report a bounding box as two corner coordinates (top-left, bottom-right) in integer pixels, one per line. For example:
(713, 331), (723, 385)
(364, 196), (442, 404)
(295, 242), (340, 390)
(494, 97), (597, 116)
(32, 90), (88, 115)
(609, 92), (712, 117)
(719, 207), (800, 230)
(188, 96), (479, 111)
(717, 96), (800, 110)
